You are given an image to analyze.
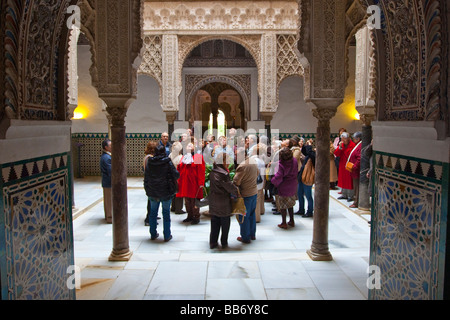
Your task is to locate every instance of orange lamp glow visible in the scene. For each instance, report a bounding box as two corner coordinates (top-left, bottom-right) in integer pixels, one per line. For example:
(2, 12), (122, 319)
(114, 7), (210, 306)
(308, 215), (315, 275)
(72, 105), (89, 120)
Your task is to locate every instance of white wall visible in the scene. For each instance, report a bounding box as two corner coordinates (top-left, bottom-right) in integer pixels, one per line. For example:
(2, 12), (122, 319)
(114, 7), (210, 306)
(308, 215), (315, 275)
(73, 45), (167, 134)
(127, 75), (167, 134)
(273, 70), (362, 134)
(72, 45), (108, 133)
(272, 76), (316, 133)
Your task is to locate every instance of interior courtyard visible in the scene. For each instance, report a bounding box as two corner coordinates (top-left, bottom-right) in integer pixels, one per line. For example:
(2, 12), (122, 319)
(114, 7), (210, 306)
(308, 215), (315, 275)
(0, 0), (449, 302)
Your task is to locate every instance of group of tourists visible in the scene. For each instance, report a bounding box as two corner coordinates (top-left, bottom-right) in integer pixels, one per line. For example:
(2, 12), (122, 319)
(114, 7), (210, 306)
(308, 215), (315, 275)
(331, 128), (368, 209)
(99, 127), (366, 249)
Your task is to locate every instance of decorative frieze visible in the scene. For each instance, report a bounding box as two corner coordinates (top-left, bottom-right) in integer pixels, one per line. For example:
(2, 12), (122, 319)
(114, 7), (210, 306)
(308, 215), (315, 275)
(260, 33), (278, 111)
(355, 26), (376, 125)
(143, 1), (299, 33)
(162, 35), (180, 111)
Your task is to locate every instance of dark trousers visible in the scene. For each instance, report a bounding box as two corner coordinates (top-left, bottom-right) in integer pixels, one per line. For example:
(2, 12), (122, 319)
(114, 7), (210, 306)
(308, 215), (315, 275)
(210, 215), (231, 246)
(352, 177), (360, 206)
(171, 196), (184, 213)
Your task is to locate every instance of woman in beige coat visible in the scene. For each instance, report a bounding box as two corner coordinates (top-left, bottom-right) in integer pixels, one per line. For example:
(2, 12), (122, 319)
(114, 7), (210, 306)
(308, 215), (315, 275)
(250, 144), (267, 223)
(330, 141), (338, 189)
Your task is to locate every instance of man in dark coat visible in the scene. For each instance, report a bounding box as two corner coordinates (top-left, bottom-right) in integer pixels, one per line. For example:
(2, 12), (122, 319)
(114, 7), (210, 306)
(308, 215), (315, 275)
(144, 144), (180, 241)
(159, 132), (172, 156)
(100, 139), (112, 223)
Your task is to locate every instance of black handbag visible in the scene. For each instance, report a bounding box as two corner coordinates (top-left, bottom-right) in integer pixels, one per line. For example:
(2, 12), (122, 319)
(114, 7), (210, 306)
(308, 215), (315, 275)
(257, 173), (263, 184)
(194, 186), (209, 208)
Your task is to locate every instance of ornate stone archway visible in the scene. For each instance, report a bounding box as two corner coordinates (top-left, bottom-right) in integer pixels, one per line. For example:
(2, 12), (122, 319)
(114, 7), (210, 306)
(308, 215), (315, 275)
(139, 0), (303, 126)
(185, 74), (251, 128)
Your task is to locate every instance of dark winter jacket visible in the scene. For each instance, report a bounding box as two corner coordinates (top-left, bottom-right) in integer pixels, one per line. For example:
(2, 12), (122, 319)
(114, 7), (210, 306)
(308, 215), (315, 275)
(144, 154), (180, 200)
(208, 165), (239, 217)
(100, 152), (112, 188)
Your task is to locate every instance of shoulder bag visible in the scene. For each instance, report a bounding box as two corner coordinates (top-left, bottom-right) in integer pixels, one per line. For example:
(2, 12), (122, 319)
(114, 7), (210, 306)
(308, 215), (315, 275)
(302, 159), (315, 186)
(231, 197), (246, 224)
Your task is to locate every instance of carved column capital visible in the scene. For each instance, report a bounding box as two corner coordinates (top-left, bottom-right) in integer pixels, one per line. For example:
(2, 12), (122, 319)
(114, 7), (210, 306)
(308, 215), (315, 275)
(311, 108), (337, 122)
(165, 111), (178, 124)
(260, 112), (275, 126)
(103, 97), (134, 127)
(359, 114), (376, 126)
(105, 106), (128, 127)
(308, 98), (341, 123)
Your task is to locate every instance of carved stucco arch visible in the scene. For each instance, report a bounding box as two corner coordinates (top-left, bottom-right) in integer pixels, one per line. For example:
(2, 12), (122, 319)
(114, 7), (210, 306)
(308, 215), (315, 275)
(185, 75), (251, 126)
(295, 0), (376, 118)
(178, 34), (261, 100)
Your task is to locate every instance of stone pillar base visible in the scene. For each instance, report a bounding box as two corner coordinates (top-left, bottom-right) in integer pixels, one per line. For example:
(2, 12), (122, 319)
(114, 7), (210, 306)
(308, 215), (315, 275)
(109, 249), (133, 262)
(307, 246), (333, 261)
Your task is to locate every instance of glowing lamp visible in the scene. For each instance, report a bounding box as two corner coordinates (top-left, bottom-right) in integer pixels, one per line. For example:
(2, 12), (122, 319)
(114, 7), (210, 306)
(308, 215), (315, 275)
(72, 105), (88, 120)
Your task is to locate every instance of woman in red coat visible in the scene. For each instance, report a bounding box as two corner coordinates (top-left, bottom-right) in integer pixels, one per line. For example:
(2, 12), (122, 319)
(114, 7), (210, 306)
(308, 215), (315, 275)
(176, 142), (206, 224)
(348, 132), (362, 208)
(334, 132), (355, 201)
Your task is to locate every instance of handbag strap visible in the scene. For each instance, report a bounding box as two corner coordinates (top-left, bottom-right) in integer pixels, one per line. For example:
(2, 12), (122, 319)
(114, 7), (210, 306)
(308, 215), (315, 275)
(346, 141), (362, 165)
(195, 185), (207, 198)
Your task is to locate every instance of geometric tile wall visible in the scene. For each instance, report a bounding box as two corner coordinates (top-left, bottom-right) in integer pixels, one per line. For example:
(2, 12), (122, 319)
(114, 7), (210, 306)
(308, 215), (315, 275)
(0, 153), (75, 300)
(370, 151), (448, 300)
(71, 133), (162, 177)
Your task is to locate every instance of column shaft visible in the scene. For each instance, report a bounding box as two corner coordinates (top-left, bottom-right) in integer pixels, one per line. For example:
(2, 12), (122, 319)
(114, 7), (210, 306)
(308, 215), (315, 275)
(307, 102), (340, 261)
(109, 124), (132, 261)
(307, 119), (333, 261)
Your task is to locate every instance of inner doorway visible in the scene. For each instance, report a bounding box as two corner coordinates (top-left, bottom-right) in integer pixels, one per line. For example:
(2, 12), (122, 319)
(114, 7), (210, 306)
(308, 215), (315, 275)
(192, 83), (245, 135)
(183, 39), (256, 137)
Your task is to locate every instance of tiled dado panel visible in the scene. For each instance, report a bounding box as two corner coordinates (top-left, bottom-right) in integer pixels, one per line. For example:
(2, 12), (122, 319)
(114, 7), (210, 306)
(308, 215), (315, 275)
(72, 133), (163, 177)
(71, 133), (332, 177)
(0, 153), (75, 300)
(370, 151), (448, 300)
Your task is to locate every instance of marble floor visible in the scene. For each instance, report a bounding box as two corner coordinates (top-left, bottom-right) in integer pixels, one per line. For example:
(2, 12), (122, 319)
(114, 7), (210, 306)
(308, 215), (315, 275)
(72, 177), (372, 300)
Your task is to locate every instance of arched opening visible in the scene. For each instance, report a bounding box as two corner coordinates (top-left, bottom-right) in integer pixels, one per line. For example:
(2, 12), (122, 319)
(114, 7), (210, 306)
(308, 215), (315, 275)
(208, 109), (226, 137)
(191, 83), (245, 135)
(183, 39), (256, 137)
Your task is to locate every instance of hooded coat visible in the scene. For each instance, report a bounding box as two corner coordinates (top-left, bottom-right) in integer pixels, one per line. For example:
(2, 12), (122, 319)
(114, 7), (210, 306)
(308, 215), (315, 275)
(208, 165), (239, 217)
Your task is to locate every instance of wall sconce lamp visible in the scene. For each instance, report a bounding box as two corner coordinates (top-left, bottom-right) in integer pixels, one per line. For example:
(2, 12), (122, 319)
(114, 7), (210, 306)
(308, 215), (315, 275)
(72, 105), (89, 120)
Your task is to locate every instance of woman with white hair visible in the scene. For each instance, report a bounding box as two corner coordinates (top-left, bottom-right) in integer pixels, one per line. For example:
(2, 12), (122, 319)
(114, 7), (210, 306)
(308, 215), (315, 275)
(334, 132), (356, 201)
